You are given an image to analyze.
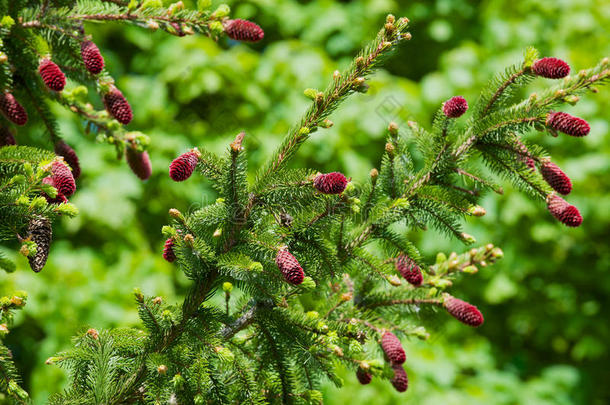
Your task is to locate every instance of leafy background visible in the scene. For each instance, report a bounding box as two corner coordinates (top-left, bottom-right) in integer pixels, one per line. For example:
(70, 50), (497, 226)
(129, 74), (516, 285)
(1, 0), (609, 403)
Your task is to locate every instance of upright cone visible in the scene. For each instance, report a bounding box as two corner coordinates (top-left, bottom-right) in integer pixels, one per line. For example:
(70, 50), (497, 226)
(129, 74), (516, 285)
(103, 86), (133, 125)
(275, 249), (305, 285)
(125, 147), (152, 180)
(395, 255), (423, 286)
(546, 193), (582, 227)
(39, 59), (66, 91)
(546, 111), (590, 137)
(381, 331), (406, 365)
(390, 365), (408, 393)
(81, 40), (105, 74)
(541, 161), (571, 195)
(54, 141), (81, 179)
(51, 160), (76, 197)
(0, 93), (28, 126)
(224, 19), (264, 42)
(444, 297), (484, 327)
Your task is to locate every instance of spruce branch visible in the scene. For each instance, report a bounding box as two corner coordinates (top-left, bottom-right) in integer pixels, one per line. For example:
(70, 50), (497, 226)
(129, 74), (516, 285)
(253, 16), (411, 193)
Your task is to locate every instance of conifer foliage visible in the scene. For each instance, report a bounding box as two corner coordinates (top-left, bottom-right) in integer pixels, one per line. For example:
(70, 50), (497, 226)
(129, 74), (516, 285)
(0, 0), (262, 179)
(0, 10), (608, 405)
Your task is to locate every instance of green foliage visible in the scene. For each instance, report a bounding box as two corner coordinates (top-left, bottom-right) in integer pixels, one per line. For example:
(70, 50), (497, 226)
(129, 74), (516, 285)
(0, 1), (609, 404)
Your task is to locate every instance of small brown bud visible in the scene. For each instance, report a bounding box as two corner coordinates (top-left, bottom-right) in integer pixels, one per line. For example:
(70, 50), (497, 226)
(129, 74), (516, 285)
(184, 234), (195, 246)
(370, 168), (379, 179)
(340, 292), (353, 302)
(157, 365), (168, 375)
(388, 121), (399, 135)
(230, 131), (245, 152)
(385, 142), (395, 156)
(153, 297), (163, 305)
(86, 328), (99, 340)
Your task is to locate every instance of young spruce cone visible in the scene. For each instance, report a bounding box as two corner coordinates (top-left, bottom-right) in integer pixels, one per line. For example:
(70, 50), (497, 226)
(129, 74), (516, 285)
(546, 193), (582, 227)
(27, 216), (52, 272)
(80, 40), (105, 74)
(163, 238), (176, 262)
(54, 141), (81, 179)
(444, 297), (484, 327)
(0, 126), (16, 146)
(313, 172), (348, 194)
(39, 59), (66, 91)
(169, 151), (199, 182)
(390, 365), (409, 393)
(125, 148), (152, 180)
(356, 367), (372, 385)
(381, 331), (406, 365)
(0, 93), (28, 126)
(531, 57), (570, 79)
(442, 96), (468, 118)
(224, 19), (265, 42)
(103, 86), (133, 125)
(546, 111), (590, 137)
(541, 161), (572, 195)
(42, 177), (68, 204)
(51, 161), (76, 197)
(395, 255), (423, 286)
(275, 249), (305, 285)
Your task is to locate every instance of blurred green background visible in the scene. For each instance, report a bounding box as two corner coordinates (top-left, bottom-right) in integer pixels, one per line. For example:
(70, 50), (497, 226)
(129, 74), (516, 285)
(1, 0), (609, 403)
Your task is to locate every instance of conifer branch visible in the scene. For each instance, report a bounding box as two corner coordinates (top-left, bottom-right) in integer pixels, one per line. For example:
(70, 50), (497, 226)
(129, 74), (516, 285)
(363, 298), (442, 310)
(480, 68), (527, 116)
(253, 17), (411, 193)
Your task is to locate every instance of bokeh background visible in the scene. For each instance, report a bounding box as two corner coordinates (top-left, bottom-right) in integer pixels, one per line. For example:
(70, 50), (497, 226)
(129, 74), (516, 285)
(1, 0), (609, 403)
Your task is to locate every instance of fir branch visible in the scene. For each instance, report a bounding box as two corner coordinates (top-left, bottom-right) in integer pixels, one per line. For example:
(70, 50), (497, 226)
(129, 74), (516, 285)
(480, 67), (527, 116)
(362, 298), (442, 310)
(253, 17), (411, 193)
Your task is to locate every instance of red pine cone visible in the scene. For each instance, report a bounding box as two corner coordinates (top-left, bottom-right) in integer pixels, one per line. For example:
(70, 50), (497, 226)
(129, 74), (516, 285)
(0, 126), (16, 146)
(356, 368), (372, 385)
(546, 194), (582, 227)
(390, 365), (409, 393)
(275, 249), (305, 285)
(39, 59), (66, 91)
(381, 331), (406, 365)
(224, 19), (264, 42)
(54, 141), (81, 179)
(80, 40), (105, 75)
(163, 238), (176, 262)
(125, 148), (152, 180)
(169, 151), (199, 182)
(313, 172), (348, 194)
(443, 96), (468, 118)
(444, 297), (484, 327)
(51, 161), (76, 197)
(514, 138), (536, 171)
(103, 86), (133, 125)
(41, 177), (68, 204)
(532, 57), (570, 79)
(395, 255), (423, 286)
(0, 93), (28, 126)
(546, 111), (590, 137)
(541, 161), (572, 195)
(27, 216), (52, 272)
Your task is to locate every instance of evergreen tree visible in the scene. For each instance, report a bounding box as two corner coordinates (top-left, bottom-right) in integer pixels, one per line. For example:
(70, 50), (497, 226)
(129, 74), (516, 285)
(0, 0), (262, 272)
(0, 5), (608, 405)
